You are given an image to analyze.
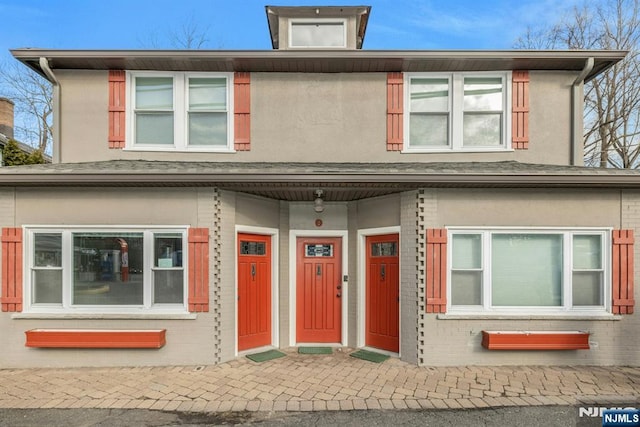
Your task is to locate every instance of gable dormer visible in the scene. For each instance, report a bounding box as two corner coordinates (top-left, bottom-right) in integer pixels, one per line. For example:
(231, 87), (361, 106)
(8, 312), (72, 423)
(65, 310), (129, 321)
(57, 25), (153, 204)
(266, 5), (370, 50)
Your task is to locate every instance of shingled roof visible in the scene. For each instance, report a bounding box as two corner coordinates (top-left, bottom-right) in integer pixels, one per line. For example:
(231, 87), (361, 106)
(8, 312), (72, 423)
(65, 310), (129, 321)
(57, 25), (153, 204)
(0, 160), (639, 200)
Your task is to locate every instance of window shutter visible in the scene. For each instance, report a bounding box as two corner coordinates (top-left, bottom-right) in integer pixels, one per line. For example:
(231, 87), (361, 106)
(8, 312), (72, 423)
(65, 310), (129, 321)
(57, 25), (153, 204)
(387, 72), (403, 151)
(108, 70), (126, 149)
(426, 229), (447, 313)
(234, 72), (251, 151)
(612, 229), (635, 314)
(1, 227), (23, 312)
(512, 70), (529, 150)
(188, 228), (209, 312)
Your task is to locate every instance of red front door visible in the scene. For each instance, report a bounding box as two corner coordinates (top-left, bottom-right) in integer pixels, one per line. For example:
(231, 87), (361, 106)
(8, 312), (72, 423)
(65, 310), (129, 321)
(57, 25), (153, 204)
(366, 233), (399, 353)
(296, 237), (342, 343)
(237, 233), (272, 351)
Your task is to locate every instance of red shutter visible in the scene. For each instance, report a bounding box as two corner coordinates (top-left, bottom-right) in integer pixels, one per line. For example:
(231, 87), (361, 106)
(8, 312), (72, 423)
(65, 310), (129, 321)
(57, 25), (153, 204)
(512, 70), (529, 150)
(234, 72), (251, 151)
(612, 229), (635, 314)
(188, 228), (209, 312)
(1, 227), (23, 312)
(426, 229), (447, 313)
(387, 72), (403, 151)
(108, 70), (126, 149)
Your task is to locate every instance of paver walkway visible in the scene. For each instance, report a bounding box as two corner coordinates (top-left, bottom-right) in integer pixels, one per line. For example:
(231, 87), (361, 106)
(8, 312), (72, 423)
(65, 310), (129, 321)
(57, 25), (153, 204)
(0, 348), (638, 413)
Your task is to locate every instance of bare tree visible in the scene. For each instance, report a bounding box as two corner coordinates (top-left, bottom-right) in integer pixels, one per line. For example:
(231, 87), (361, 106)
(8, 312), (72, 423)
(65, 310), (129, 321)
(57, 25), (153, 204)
(0, 61), (52, 153)
(515, 0), (640, 168)
(139, 15), (212, 49)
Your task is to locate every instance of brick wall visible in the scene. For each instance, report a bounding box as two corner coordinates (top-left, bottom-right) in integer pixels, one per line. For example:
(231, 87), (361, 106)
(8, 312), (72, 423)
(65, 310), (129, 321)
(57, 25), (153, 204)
(217, 190), (237, 362)
(400, 190), (420, 364)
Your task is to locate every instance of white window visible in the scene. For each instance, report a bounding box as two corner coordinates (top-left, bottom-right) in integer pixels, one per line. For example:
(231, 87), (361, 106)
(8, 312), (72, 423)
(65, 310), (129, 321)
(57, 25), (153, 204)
(405, 73), (510, 151)
(289, 18), (347, 48)
(26, 227), (187, 313)
(449, 229), (609, 314)
(128, 72), (233, 151)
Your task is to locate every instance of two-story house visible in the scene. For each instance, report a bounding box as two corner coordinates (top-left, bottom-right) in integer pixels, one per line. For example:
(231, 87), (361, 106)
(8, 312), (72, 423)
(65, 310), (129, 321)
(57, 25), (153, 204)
(0, 6), (637, 368)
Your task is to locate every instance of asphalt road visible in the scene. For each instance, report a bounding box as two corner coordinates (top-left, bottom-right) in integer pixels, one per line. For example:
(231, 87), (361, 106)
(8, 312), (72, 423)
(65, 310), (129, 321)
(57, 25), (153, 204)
(0, 406), (603, 426)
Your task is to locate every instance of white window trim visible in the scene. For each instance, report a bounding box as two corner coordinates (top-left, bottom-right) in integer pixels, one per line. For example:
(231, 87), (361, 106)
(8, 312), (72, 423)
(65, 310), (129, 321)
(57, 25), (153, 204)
(126, 71), (235, 152)
(403, 72), (512, 153)
(288, 17), (348, 49)
(446, 227), (612, 316)
(23, 225), (189, 315)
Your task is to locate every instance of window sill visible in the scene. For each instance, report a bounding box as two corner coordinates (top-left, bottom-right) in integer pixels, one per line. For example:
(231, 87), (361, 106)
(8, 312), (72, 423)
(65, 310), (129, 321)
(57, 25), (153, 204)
(12, 312), (197, 320)
(124, 147), (236, 153)
(437, 313), (621, 321)
(402, 148), (515, 154)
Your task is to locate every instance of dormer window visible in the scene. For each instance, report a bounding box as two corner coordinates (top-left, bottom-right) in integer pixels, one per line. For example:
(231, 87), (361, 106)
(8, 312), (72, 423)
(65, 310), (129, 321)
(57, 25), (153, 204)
(289, 19), (347, 48)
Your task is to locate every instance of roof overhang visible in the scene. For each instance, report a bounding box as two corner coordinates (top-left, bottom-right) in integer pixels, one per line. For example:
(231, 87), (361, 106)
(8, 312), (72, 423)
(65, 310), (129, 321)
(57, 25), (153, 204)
(1, 161), (640, 201)
(11, 49), (626, 82)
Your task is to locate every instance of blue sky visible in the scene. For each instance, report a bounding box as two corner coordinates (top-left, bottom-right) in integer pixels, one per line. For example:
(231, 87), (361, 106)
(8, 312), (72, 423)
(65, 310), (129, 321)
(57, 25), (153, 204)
(0, 0), (587, 58)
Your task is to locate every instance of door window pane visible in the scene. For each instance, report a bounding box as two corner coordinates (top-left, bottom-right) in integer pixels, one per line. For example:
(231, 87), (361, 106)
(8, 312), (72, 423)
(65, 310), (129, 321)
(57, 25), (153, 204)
(492, 234), (563, 306)
(371, 242), (397, 257)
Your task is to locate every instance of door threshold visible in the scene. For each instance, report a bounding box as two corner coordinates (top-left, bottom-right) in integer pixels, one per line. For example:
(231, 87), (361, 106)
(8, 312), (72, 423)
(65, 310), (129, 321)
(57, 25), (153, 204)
(296, 343), (344, 347)
(238, 345), (277, 357)
(362, 346), (399, 358)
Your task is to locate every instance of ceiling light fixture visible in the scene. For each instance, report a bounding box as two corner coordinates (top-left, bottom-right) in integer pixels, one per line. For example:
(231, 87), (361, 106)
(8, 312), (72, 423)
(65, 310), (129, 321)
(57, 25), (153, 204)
(314, 189), (325, 213)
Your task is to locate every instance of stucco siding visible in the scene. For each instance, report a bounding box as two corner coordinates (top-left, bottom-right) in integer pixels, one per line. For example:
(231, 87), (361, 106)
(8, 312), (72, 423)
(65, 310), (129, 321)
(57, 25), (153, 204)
(419, 188), (636, 366)
(56, 70), (577, 166)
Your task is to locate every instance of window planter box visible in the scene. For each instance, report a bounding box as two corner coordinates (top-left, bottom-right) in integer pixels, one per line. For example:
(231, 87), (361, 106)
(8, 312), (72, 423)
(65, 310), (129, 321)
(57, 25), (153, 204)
(481, 330), (590, 350)
(25, 329), (166, 349)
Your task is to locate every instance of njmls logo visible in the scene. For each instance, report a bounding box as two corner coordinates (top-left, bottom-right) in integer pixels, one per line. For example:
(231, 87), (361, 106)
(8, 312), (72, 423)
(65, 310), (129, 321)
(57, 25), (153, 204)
(578, 407), (640, 426)
(602, 409), (640, 426)
(579, 407), (638, 418)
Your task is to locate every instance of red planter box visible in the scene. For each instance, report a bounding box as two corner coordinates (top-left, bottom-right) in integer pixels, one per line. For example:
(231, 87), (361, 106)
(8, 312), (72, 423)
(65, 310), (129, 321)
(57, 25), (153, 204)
(25, 329), (166, 349)
(482, 330), (590, 350)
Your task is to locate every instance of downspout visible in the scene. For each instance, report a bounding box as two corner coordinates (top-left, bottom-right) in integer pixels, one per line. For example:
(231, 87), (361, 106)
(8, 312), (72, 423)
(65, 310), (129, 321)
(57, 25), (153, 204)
(571, 57), (594, 166)
(39, 57), (60, 164)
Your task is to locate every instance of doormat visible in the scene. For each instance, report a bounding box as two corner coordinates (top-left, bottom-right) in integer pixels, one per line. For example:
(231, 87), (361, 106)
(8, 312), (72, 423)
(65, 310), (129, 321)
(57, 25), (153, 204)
(349, 349), (390, 363)
(298, 347), (333, 354)
(246, 349), (286, 363)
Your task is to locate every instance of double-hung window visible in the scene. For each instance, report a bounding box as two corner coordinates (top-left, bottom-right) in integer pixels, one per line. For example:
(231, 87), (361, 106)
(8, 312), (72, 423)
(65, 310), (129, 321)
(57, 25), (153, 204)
(449, 228), (609, 314)
(129, 72), (232, 151)
(406, 73), (510, 151)
(26, 227), (187, 313)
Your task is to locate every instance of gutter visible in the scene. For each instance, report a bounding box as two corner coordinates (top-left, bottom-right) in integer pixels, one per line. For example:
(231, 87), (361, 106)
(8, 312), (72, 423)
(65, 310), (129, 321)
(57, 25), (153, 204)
(38, 57), (60, 163)
(571, 57), (594, 166)
(1, 172), (640, 189)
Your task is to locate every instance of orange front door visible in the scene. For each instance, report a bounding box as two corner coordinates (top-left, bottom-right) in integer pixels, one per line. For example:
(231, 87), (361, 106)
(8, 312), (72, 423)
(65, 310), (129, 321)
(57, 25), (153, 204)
(366, 234), (399, 353)
(296, 237), (342, 343)
(237, 233), (272, 351)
